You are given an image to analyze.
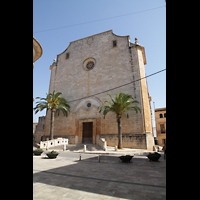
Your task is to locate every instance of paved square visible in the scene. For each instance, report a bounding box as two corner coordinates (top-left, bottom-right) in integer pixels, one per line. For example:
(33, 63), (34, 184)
(33, 151), (166, 200)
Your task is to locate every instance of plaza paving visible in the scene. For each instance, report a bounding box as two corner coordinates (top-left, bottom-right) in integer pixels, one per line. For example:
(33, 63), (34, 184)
(33, 148), (166, 200)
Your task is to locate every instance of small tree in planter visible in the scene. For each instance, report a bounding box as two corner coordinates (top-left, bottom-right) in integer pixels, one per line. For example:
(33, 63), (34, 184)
(33, 148), (43, 156)
(147, 152), (161, 161)
(46, 150), (59, 159)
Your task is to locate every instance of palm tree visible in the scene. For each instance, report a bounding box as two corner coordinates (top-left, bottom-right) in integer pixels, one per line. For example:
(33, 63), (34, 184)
(98, 93), (141, 149)
(33, 90), (70, 140)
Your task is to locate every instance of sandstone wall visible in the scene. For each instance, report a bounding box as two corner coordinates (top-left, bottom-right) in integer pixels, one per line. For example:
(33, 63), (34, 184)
(43, 30), (153, 150)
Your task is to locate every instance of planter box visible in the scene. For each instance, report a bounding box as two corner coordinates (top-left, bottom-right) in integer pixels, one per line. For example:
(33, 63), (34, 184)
(33, 150), (43, 156)
(147, 153), (161, 161)
(46, 153), (59, 159)
(119, 155), (133, 163)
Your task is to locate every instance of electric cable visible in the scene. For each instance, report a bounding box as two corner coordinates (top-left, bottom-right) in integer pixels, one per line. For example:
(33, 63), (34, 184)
(68, 68), (166, 103)
(33, 5), (165, 34)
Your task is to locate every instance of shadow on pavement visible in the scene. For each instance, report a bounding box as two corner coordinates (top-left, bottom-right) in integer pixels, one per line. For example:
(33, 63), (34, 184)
(33, 155), (166, 199)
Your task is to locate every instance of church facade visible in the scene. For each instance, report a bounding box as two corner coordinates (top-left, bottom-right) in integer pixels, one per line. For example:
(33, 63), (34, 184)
(43, 30), (154, 150)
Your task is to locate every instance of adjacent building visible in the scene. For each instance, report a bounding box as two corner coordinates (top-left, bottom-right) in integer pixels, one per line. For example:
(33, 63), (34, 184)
(155, 107), (166, 147)
(33, 37), (43, 68)
(34, 116), (46, 143)
(33, 122), (38, 134)
(33, 37), (43, 102)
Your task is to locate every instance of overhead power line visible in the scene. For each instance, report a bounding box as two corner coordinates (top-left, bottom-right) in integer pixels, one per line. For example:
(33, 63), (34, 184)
(68, 68), (166, 103)
(33, 5), (165, 34)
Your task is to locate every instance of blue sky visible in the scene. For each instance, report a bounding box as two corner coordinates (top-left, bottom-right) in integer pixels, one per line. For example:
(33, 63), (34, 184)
(33, 0), (166, 125)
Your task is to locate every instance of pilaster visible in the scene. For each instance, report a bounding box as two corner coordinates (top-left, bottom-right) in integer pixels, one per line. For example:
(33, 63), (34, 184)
(135, 38), (154, 150)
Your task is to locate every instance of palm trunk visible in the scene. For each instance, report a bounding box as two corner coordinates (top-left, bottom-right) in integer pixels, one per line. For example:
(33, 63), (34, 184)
(117, 116), (123, 149)
(50, 108), (56, 140)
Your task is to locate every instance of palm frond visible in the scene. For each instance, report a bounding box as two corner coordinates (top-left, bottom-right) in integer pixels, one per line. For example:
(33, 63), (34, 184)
(107, 94), (116, 104)
(54, 92), (62, 99)
(33, 91), (70, 117)
(98, 105), (107, 113)
(99, 92), (141, 119)
(56, 107), (69, 117)
(103, 100), (113, 107)
(121, 94), (133, 104)
(126, 106), (141, 114)
(103, 107), (112, 119)
(33, 102), (48, 114)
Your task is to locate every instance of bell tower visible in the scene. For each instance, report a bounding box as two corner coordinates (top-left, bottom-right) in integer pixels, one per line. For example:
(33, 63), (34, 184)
(133, 38), (154, 151)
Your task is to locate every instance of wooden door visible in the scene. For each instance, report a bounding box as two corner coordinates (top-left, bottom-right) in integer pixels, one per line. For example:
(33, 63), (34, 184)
(82, 122), (93, 144)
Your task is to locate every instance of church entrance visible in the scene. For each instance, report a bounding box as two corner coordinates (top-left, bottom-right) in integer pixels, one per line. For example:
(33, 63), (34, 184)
(82, 122), (93, 144)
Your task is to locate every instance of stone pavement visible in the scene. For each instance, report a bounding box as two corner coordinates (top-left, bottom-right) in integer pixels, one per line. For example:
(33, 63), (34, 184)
(33, 148), (166, 200)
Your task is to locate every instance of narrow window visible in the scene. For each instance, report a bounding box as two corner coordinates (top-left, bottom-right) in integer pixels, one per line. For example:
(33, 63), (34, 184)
(162, 139), (166, 144)
(160, 124), (165, 133)
(113, 40), (117, 47)
(160, 113), (163, 118)
(66, 53), (69, 59)
(164, 113), (166, 118)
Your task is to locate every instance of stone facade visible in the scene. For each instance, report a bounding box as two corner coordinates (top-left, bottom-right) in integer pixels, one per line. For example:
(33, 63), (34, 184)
(33, 122), (38, 134)
(43, 30), (154, 150)
(34, 116), (45, 143)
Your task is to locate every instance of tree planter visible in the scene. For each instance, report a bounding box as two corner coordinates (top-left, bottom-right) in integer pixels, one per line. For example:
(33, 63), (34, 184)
(46, 153), (58, 159)
(46, 150), (59, 159)
(119, 155), (133, 163)
(147, 152), (161, 161)
(33, 149), (43, 156)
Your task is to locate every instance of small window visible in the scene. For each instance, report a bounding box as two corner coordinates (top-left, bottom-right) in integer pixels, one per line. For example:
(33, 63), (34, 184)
(113, 40), (117, 47)
(66, 53), (69, 59)
(87, 103), (91, 108)
(164, 113), (166, 118)
(162, 139), (166, 144)
(160, 124), (165, 133)
(160, 114), (163, 118)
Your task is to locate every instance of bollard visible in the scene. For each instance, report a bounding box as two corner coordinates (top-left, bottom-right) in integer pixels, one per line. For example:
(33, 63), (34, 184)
(115, 145), (118, 151)
(46, 142), (49, 150)
(98, 155), (100, 162)
(79, 153), (81, 161)
(63, 144), (66, 151)
(83, 145), (86, 152)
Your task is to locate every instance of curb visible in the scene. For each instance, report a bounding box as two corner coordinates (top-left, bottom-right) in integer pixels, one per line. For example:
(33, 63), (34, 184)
(72, 151), (155, 156)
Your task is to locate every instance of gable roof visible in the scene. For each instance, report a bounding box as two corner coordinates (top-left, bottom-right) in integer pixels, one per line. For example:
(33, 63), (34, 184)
(57, 30), (129, 57)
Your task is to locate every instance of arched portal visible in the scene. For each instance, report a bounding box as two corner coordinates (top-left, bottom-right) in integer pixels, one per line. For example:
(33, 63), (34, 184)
(72, 97), (103, 144)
